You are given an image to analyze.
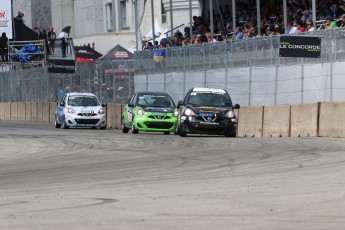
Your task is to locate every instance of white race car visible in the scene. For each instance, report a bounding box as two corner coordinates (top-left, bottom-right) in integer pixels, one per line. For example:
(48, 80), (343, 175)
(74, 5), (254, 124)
(55, 92), (106, 129)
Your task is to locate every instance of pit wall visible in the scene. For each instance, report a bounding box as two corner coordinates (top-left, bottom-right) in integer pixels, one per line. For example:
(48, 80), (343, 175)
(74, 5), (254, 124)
(0, 102), (344, 138)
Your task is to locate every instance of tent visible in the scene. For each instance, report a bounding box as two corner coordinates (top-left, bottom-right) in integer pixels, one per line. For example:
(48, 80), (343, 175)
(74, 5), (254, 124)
(98, 44), (134, 61)
(74, 46), (102, 62)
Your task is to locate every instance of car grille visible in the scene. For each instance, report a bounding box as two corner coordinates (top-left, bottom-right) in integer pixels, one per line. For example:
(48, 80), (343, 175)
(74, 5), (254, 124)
(77, 112), (97, 117)
(147, 115), (171, 120)
(145, 121), (174, 129)
(75, 119), (100, 125)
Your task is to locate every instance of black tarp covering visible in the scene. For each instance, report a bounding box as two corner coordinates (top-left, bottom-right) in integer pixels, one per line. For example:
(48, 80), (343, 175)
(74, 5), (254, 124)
(13, 18), (39, 41)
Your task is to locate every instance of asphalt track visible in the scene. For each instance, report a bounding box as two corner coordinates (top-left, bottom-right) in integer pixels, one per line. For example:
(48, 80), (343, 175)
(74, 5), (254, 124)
(1, 121), (345, 230)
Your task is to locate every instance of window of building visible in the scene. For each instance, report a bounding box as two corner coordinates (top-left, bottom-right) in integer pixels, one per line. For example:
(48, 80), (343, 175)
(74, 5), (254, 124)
(106, 3), (114, 31)
(120, 0), (128, 29)
(161, 0), (166, 23)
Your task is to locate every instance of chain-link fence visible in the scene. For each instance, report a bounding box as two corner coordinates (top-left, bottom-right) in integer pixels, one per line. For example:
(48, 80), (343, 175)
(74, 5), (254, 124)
(0, 59), (134, 103)
(1, 28), (345, 105)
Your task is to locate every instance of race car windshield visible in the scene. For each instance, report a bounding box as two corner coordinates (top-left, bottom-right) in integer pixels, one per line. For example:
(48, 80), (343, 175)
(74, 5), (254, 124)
(187, 91), (232, 107)
(137, 95), (174, 108)
(68, 96), (100, 106)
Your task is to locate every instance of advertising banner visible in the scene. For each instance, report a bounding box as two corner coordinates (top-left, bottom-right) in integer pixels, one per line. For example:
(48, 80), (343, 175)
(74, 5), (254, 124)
(0, 0), (13, 39)
(48, 59), (76, 74)
(279, 36), (321, 58)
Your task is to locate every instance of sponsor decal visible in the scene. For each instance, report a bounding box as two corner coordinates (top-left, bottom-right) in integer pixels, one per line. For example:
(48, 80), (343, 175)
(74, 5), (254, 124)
(114, 51), (129, 58)
(0, 0), (13, 39)
(48, 59), (76, 74)
(279, 36), (322, 58)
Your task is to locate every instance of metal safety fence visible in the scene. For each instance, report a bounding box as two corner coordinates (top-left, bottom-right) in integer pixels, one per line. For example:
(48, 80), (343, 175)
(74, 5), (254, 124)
(0, 59), (134, 103)
(1, 28), (345, 105)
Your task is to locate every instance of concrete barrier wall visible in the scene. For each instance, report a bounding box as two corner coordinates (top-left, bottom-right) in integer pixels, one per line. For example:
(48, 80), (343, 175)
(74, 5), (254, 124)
(106, 104), (123, 130)
(10, 103), (18, 121)
(319, 102), (345, 138)
(0, 103), (5, 121)
(1, 102), (345, 137)
(290, 103), (319, 137)
(25, 103), (32, 122)
(4, 103), (11, 120)
(237, 106), (263, 138)
(31, 103), (38, 122)
(263, 105), (291, 137)
(50, 102), (56, 123)
(18, 103), (26, 122)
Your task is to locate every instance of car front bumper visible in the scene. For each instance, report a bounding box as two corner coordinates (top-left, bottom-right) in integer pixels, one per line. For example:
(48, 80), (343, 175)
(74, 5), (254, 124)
(180, 116), (237, 135)
(64, 114), (106, 128)
(134, 114), (177, 132)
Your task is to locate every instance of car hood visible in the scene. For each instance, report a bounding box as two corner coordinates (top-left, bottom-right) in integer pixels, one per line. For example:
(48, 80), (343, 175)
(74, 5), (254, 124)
(141, 107), (175, 113)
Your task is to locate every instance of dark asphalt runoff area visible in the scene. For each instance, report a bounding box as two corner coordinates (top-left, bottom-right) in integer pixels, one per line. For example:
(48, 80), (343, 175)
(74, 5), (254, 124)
(1, 121), (345, 230)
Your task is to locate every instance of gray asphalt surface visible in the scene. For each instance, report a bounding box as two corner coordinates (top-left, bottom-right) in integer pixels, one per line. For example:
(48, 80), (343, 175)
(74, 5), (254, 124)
(1, 121), (345, 230)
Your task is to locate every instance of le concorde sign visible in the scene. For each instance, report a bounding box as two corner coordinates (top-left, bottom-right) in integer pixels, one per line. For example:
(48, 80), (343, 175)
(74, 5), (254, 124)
(279, 36), (322, 58)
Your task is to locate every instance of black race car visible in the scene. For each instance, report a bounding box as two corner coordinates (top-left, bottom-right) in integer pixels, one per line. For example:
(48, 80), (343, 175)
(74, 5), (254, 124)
(176, 87), (240, 137)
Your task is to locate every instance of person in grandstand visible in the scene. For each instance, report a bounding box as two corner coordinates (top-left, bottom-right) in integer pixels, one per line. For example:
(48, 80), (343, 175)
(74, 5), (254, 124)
(339, 14), (345, 27)
(0, 32), (9, 62)
(58, 29), (68, 57)
(48, 27), (56, 55)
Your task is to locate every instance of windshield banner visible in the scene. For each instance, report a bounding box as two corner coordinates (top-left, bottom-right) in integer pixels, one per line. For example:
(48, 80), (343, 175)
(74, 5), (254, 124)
(0, 0), (13, 39)
(279, 36), (321, 58)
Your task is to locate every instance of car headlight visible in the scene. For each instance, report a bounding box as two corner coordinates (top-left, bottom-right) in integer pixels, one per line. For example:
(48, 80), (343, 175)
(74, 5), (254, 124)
(98, 108), (105, 114)
(184, 108), (195, 116)
(67, 108), (75, 114)
(173, 110), (179, 116)
(137, 109), (146, 116)
(226, 110), (235, 118)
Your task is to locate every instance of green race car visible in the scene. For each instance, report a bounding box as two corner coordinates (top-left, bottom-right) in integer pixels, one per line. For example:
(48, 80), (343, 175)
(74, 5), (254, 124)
(122, 92), (178, 134)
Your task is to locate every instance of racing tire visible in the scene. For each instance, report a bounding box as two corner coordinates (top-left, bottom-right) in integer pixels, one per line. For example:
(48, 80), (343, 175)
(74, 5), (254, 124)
(54, 116), (61, 128)
(178, 125), (187, 137)
(164, 132), (170, 135)
(131, 123), (139, 134)
(100, 126), (106, 130)
(122, 122), (129, 133)
(224, 128), (236, 137)
(62, 119), (69, 129)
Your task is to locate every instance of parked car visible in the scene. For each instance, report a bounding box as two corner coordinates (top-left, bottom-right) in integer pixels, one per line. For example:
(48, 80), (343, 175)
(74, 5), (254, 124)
(176, 87), (240, 137)
(122, 92), (178, 134)
(55, 92), (106, 129)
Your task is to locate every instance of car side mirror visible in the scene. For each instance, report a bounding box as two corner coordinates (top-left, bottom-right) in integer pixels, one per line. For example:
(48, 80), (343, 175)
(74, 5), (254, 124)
(128, 102), (134, 108)
(177, 100), (184, 109)
(59, 101), (65, 107)
(234, 104), (240, 109)
(101, 103), (106, 107)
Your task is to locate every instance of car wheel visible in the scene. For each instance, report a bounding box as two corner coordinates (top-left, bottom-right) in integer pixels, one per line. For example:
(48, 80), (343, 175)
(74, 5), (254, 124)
(131, 123), (139, 134)
(62, 119), (69, 129)
(54, 116), (61, 128)
(164, 132), (170, 135)
(224, 128), (236, 137)
(178, 125), (187, 137)
(122, 122), (129, 133)
(100, 126), (106, 130)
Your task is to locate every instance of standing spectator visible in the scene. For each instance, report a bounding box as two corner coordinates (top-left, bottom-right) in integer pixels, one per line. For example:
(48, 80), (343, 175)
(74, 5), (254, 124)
(48, 27), (56, 55)
(58, 29), (68, 57)
(40, 29), (50, 55)
(14, 11), (24, 22)
(0, 32), (9, 62)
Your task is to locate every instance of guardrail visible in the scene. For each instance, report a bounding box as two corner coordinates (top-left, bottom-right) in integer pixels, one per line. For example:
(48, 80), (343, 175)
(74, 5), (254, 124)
(1, 102), (344, 138)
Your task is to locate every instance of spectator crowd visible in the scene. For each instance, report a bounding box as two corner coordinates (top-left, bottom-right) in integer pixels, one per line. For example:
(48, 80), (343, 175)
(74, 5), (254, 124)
(142, 0), (345, 50)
